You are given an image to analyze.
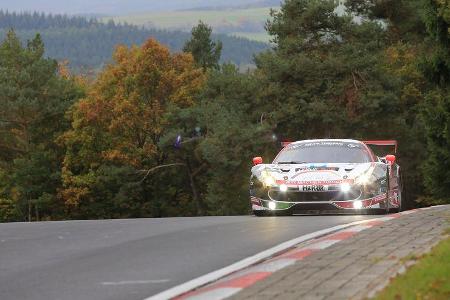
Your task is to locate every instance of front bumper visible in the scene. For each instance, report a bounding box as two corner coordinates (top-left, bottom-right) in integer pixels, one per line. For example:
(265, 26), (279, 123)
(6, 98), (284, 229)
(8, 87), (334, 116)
(249, 175), (394, 212)
(251, 194), (388, 212)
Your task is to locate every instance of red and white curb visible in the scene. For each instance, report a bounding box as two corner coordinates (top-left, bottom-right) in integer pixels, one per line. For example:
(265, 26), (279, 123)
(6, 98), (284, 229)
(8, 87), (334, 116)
(146, 208), (438, 300)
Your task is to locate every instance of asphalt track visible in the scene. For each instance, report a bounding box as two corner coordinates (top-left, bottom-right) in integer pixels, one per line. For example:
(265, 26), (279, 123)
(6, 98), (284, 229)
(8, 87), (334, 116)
(0, 214), (381, 300)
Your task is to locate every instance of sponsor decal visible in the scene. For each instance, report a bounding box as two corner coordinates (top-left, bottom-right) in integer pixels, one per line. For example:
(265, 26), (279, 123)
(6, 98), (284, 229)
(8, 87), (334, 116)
(295, 166), (339, 172)
(286, 142), (361, 151)
(332, 194), (387, 209)
(277, 179), (354, 186)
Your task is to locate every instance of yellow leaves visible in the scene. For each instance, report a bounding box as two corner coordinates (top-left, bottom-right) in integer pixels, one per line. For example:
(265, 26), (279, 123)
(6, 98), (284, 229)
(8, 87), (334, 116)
(60, 187), (89, 207)
(60, 38), (206, 208)
(384, 43), (426, 106)
(58, 60), (89, 89)
(384, 43), (423, 80)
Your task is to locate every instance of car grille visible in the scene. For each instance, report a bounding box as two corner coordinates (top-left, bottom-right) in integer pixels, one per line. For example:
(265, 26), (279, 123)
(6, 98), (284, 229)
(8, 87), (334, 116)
(268, 189), (361, 202)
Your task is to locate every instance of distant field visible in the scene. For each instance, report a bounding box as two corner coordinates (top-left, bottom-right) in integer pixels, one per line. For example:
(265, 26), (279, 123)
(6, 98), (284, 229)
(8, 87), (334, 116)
(104, 7), (278, 43)
(230, 32), (272, 43)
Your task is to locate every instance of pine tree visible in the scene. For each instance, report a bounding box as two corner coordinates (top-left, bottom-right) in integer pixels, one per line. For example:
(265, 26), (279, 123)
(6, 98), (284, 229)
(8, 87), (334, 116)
(0, 30), (83, 221)
(183, 21), (223, 70)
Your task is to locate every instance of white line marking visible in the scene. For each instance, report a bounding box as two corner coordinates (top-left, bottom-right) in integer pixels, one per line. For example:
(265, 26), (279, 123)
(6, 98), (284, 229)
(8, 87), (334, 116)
(144, 217), (389, 300)
(347, 225), (373, 232)
(102, 279), (170, 286)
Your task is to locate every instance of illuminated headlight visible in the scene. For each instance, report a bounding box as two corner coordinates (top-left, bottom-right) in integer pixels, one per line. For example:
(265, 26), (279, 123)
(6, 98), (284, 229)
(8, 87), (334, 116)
(355, 174), (370, 185)
(355, 167), (375, 185)
(268, 202), (277, 210)
(340, 182), (351, 192)
(353, 201), (363, 209)
(279, 184), (288, 192)
(264, 176), (275, 186)
(261, 170), (276, 187)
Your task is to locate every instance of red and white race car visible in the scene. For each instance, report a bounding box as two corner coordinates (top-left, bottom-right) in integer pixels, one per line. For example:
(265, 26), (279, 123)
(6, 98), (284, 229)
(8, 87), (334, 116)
(249, 139), (402, 216)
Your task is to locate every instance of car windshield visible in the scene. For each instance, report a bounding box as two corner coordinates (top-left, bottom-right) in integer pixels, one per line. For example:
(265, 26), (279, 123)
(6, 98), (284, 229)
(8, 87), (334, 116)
(274, 141), (372, 164)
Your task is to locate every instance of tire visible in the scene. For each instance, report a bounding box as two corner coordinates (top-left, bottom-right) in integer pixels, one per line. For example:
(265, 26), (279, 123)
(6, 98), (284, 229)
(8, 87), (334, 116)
(253, 210), (292, 217)
(253, 210), (268, 217)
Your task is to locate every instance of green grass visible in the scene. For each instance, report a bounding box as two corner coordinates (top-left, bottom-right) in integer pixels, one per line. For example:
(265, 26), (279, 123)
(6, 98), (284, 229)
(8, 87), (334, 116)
(103, 7), (276, 42)
(375, 237), (450, 300)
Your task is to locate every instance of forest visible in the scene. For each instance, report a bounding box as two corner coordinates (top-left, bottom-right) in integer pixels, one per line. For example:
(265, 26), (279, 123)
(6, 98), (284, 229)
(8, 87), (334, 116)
(0, 0), (449, 222)
(0, 11), (269, 70)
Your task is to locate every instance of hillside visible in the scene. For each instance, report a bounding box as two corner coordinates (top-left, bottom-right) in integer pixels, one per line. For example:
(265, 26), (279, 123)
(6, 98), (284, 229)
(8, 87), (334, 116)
(105, 7), (276, 43)
(0, 11), (270, 71)
(1, 0), (281, 15)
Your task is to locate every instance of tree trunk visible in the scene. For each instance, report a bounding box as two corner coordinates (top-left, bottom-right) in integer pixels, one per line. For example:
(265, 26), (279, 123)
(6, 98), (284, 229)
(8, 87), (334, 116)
(185, 157), (204, 215)
(28, 199), (31, 222)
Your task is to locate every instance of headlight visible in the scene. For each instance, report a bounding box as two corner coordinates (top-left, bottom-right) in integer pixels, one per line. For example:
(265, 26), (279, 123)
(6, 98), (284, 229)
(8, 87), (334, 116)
(264, 176), (276, 186)
(340, 182), (351, 192)
(260, 170), (276, 187)
(355, 167), (376, 185)
(268, 202), (277, 210)
(355, 174), (371, 185)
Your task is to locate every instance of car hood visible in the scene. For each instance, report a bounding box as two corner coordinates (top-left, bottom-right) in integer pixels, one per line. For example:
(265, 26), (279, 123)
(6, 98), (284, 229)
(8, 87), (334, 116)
(252, 162), (380, 185)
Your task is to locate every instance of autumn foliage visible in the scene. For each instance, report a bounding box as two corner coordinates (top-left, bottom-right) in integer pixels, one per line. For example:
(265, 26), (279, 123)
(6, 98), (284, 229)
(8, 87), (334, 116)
(60, 39), (204, 216)
(1, 0), (449, 222)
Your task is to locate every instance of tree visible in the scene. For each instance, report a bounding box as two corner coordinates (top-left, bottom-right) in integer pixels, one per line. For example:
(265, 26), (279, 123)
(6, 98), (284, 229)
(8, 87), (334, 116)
(420, 0), (450, 204)
(258, 0), (404, 139)
(183, 21), (223, 70)
(61, 39), (205, 219)
(0, 30), (83, 221)
(163, 64), (273, 215)
(420, 0), (450, 86)
(254, 0), (430, 208)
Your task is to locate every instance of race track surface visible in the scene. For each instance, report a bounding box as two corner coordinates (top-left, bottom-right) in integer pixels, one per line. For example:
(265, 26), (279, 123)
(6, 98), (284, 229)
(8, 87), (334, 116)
(0, 214), (380, 300)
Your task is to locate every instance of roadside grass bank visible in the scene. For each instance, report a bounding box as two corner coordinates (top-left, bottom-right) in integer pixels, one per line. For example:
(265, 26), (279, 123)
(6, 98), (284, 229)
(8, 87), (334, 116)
(374, 232), (450, 300)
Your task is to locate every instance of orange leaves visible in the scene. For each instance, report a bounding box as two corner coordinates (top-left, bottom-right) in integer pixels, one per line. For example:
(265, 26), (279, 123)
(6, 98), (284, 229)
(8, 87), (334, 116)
(61, 38), (205, 207)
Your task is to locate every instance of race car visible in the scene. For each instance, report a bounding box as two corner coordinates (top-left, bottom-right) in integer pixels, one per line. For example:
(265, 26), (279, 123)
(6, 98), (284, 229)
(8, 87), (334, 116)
(249, 139), (402, 216)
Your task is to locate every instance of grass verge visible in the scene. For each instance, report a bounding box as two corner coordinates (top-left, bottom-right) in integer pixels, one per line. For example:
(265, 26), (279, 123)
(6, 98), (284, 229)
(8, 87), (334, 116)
(375, 236), (450, 300)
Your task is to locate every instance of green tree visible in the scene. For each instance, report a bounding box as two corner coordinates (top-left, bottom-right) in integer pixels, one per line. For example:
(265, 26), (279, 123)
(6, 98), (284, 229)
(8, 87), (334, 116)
(164, 64), (273, 215)
(0, 30), (83, 221)
(420, 0), (450, 203)
(420, 0), (450, 86)
(183, 21), (223, 70)
(258, 0), (403, 139)
(255, 0), (428, 207)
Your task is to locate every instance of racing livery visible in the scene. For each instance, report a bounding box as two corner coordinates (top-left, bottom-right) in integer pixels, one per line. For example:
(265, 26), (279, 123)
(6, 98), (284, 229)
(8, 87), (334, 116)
(250, 139), (402, 216)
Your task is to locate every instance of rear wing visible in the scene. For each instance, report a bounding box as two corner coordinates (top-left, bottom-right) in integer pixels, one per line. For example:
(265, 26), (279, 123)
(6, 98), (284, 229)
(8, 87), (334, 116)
(363, 140), (398, 154)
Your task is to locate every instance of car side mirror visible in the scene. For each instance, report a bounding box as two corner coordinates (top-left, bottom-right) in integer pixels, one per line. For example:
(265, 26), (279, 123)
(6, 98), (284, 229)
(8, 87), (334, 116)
(253, 157), (263, 166)
(386, 155), (396, 165)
